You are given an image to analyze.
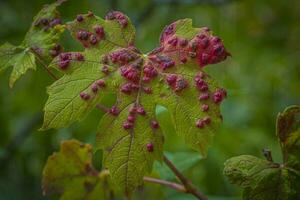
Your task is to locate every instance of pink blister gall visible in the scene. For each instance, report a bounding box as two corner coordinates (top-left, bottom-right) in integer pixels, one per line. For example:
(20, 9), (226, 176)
(123, 121), (133, 130)
(137, 106), (146, 115)
(201, 104), (209, 112)
(151, 120), (159, 129)
(76, 15), (84, 22)
(109, 106), (120, 116)
(96, 79), (106, 87)
(127, 115), (135, 123)
(146, 143), (154, 152)
(80, 92), (90, 100)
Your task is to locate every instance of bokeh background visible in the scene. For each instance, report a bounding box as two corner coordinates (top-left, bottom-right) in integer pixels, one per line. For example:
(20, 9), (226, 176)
(0, 0), (299, 199)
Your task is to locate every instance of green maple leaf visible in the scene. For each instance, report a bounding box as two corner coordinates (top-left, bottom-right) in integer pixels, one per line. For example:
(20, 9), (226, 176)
(0, 0), (64, 87)
(41, 11), (229, 193)
(224, 106), (300, 200)
(42, 139), (111, 200)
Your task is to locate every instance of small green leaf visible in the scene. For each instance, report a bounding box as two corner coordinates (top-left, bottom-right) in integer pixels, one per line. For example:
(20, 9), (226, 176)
(0, 44), (36, 87)
(42, 139), (111, 200)
(0, 43), (18, 73)
(224, 155), (277, 187)
(0, 1), (64, 87)
(8, 49), (36, 88)
(276, 105), (300, 168)
(224, 155), (300, 200)
(42, 11), (229, 193)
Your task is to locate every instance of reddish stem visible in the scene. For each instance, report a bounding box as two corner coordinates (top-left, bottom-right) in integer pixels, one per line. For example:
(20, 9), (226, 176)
(163, 155), (207, 200)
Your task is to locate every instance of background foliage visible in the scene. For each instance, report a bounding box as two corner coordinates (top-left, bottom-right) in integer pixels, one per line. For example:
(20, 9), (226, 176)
(0, 0), (299, 199)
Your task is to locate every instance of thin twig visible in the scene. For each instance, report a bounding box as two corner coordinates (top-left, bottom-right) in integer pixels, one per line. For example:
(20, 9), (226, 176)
(30, 48), (58, 80)
(143, 176), (186, 192)
(99, 170), (194, 197)
(96, 104), (109, 112)
(262, 148), (273, 162)
(163, 155), (207, 200)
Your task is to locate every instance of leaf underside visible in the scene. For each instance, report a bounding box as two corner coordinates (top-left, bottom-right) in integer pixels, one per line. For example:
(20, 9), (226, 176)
(42, 11), (229, 193)
(0, 1), (64, 87)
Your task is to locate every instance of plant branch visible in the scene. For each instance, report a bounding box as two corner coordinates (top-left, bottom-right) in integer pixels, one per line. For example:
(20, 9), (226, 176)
(143, 176), (186, 192)
(99, 169), (200, 197)
(96, 104), (109, 112)
(163, 155), (207, 200)
(30, 48), (58, 80)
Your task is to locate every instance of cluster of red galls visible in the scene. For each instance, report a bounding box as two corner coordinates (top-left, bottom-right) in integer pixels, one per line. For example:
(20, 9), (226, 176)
(109, 49), (157, 95)
(121, 105), (158, 153)
(33, 15), (62, 57)
(57, 52), (84, 70)
(76, 25), (105, 48)
(79, 79), (106, 101)
(74, 13), (107, 48)
(105, 11), (129, 28)
(58, 12), (229, 145)
(75, 11), (129, 48)
(122, 105), (146, 130)
(159, 22), (230, 68)
(194, 72), (227, 129)
(165, 74), (188, 92)
(34, 16), (62, 30)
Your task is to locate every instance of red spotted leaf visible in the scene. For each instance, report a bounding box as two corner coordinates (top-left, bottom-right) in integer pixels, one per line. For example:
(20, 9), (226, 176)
(41, 11), (229, 193)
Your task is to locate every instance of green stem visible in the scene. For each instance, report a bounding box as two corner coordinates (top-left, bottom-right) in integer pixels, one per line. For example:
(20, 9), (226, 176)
(143, 176), (186, 192)
(99, 169), (201, 198)
(29, 48), (58, 80)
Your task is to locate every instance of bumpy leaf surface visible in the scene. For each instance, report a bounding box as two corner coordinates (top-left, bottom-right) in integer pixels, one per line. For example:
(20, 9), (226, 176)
(224, 155), (300, 200)
(42, 139), (111, 200)
(0, 1), (64, 87)
(42, 11), (229, 193)
(224, 106), (300, 200)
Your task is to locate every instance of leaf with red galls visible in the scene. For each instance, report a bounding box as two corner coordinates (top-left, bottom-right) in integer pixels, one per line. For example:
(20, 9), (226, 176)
(41, 12), (229, 194)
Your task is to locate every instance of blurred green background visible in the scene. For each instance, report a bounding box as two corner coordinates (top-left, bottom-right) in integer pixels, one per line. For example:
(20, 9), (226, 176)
(0, 0), (299, 199)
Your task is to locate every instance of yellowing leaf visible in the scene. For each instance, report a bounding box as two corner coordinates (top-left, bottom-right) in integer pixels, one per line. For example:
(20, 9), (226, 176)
(42, 139), (111, 200)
